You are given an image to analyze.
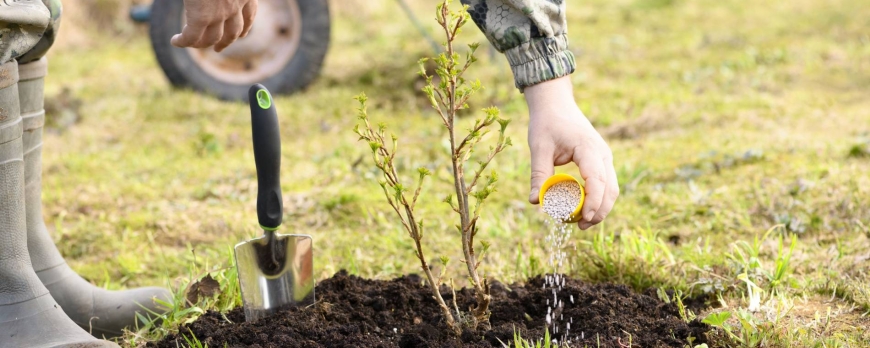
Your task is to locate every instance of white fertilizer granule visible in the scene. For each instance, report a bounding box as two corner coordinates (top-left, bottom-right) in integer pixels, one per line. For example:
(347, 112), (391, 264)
(542, 181), (582, 222)
(540, 179), (583, 345)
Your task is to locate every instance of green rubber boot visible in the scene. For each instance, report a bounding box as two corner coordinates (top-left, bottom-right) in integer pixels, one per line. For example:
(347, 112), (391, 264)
(19, 58), (172, 339)
(0, 60), (118, 348)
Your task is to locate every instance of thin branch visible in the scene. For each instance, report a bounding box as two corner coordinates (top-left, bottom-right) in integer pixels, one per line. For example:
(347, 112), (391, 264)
(460, 130), (488, 166)
(464, 215), (479, 233)
(433, 90), (449, 127)
(411, 184), (423, 211)
(456, 121), (489, 154)
(466, 144), (505, 194)
(378, 178), (410, 235)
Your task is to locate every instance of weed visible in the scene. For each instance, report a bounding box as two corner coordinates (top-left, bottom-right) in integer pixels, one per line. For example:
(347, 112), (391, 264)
(194, 130), (222, 157)
(847, 139), (870, 158)
(500, 327), (555, 348)
(514, 245), (542, 280)
(725, 226), (797, 295)
(121, 248), (240, 346)
(180, 329), (207, 348)
(767, 234), (796, 295)
(578, 227), (685, 292)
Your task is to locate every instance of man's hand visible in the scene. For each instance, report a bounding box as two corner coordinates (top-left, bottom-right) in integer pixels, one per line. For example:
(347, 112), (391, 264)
(171, 0), (258, 52)
(525, 76), (619, 230)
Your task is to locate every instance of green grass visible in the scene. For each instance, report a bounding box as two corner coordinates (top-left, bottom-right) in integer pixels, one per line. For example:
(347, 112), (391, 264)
(42, 0), (870, 346)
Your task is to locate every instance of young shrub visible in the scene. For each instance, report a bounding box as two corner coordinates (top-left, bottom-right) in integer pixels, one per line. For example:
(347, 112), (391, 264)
(353, 0), (510, 333)
(353, 94), (459, 334)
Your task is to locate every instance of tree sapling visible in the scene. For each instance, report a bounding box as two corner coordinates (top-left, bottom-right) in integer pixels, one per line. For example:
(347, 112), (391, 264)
(353, 0), (511, 334)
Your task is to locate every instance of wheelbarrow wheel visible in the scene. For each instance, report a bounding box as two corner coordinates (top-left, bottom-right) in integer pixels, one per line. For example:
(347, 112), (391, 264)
(149, 0), (330, 101)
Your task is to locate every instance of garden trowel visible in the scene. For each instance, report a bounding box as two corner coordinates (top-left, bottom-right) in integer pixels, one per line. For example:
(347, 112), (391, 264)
(234, 84), (315, 323)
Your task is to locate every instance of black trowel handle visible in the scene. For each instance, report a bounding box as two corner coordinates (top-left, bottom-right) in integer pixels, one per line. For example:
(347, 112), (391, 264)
(249, 84), (283, 230)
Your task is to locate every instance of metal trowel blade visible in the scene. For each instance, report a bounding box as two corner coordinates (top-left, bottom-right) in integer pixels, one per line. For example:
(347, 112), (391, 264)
(234, 233), (314, 322)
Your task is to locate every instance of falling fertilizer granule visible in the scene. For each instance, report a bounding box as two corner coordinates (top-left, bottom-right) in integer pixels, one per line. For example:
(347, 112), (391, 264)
(541, 180), (583, 345)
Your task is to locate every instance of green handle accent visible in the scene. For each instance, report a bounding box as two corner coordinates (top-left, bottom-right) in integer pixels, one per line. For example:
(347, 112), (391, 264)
(256, 89), (272, 109)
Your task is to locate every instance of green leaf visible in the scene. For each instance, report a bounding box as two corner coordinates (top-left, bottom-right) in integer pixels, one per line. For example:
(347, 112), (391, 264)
(701, 311), (732, 327)
(393, 184), (406, 202)
(354, 93), (367, 104)
(489, 170), (499, 183)
(417, 58), (429, 77)
(417, 220), (424, 238)
(368, 141), (382, 152)
(497, 117), (511, 132)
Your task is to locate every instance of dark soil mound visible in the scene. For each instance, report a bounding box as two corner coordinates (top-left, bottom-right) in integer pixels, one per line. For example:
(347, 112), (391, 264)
(151, 271), (709, 348)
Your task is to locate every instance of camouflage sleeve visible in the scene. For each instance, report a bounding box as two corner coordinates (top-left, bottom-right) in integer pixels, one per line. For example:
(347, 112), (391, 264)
(0, 0), (51, 64)
(462, 0), (574, 91)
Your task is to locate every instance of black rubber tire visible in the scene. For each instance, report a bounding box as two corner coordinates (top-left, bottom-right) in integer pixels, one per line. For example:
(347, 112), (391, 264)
(149, 0), (330, 101)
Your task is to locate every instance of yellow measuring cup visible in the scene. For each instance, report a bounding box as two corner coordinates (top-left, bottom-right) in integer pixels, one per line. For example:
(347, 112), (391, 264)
(538, 173), (586, 223)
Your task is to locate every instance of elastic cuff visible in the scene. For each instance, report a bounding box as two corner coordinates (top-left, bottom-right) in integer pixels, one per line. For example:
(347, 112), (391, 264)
(18, 57), (48, 81)
(503, 33), (576, 92)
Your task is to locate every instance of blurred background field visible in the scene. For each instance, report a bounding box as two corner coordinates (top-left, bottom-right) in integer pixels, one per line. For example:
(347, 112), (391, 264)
(43, 0), (870, 345)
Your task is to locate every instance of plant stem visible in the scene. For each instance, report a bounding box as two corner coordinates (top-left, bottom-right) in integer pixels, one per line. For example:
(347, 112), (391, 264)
(438, 2), (491, 329)
(404, 205), (460, 336)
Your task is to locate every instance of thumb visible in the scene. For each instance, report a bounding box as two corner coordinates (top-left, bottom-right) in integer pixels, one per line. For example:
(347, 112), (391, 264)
(529, 144), (555, 204)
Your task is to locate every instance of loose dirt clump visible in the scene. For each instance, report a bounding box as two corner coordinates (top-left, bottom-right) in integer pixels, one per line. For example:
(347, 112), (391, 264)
(152, 271), (709, 348)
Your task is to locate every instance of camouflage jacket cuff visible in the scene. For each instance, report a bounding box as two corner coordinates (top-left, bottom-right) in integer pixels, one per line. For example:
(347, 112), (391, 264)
(504, 33), (575, 91)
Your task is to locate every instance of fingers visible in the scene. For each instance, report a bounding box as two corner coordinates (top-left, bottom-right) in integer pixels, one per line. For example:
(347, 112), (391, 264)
(241, 1), (258, 37)
(171, 17), (206, 48)
(170, 20), (222, 49)
(194, 23), (224, 49)
(573, 146), (608, 230)
(579, 154), (619, 230)
(173, 0), (256, 49)
(529, 143), (556, 205)
(215, 13), (244, 52)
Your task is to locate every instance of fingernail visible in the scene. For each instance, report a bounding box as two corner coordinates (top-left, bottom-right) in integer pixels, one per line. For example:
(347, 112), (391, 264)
(584, 210), (596, 222)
